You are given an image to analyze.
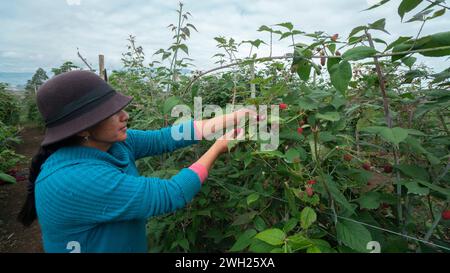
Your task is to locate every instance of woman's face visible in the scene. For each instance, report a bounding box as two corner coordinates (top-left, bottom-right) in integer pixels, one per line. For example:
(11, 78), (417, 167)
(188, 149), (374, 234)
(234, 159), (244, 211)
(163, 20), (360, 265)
(78, 109), (129, 150)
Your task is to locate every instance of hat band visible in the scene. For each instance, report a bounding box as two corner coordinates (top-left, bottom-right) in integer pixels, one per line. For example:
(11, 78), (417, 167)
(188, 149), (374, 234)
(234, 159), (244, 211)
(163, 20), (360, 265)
(45, 85), (116, 127)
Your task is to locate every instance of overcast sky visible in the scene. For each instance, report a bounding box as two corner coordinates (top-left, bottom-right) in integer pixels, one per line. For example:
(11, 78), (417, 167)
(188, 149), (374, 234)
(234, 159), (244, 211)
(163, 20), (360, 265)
(0, 0), (449, 74)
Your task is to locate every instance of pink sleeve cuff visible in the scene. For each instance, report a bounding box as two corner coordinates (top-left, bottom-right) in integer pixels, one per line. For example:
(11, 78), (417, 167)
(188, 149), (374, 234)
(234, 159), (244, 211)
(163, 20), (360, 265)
(189, 163), (208, 184)
(193, 120), (202, 140)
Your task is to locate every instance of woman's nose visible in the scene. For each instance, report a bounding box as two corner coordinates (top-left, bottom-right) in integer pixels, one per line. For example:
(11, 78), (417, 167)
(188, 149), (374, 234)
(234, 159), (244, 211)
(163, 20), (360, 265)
(120, 110), (129, 121)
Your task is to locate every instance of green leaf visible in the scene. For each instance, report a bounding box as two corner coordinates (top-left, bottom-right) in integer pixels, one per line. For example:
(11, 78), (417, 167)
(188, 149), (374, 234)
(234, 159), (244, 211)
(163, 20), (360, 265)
(230, 229), (257, 252)
(232, 211), (257, 226)
(348, 26), (366, 38)
(315, 111), (341, 122)
(362, 126), (409, 147)
(398, 0), (423, 21)
(327, 57), (341, 74)
(401, 56), (417, 68)
(0, 172), (16, 184)
(255, 229), (286, 246)
(248, 238), (275, 253)
(417, 31), (450, 57)
(178, 238), (190, 251)
(287, 233), (312, 251)
(363, 0), (391, 11)
(395, 164), (430, 181)
(258, 25), (273, 32)
(163, 96), (183, 114)
(416, 180), (450, 197)
(378, 127), (409, 147)
(283, 218), (299, 233)
(247, 193), (260, 206)
(276, 22), (294, 31)
(178, 44), (189, 55)
(385, 36), (413, 51)
(358, 192), (381, 209)
(368, 18), (390, 35)
(254, 216), (267, 232)
(342, 46), (378, 61)
(297, 59), (312, 81)
(285, 148), (301, 163)
(336, 219), (372, 252)
(300, 207), (317, 229)
(330, 60), (352, 94)
(405, 181), (430, 195)
(429, 8), (446, 20)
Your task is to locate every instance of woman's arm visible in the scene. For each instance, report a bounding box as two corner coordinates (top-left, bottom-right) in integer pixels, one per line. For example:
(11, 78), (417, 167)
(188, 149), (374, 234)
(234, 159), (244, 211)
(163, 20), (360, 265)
(194, 108), (258, 140)
(188, 128), (243, 184)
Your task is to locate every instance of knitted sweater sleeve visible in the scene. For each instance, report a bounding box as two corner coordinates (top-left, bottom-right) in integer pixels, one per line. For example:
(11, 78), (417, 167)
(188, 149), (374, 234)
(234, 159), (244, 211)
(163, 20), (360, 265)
(38, 163), (202, 224)
(125, 120), (199, 160)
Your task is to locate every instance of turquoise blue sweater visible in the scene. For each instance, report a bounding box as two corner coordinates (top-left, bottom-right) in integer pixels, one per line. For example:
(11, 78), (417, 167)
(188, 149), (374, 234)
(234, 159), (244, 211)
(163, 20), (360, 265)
(35, 120), (201, 253)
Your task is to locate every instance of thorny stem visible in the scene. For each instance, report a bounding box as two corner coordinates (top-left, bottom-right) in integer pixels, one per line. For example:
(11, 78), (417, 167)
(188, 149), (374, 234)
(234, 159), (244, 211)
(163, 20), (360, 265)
(365, 30), (392, 128)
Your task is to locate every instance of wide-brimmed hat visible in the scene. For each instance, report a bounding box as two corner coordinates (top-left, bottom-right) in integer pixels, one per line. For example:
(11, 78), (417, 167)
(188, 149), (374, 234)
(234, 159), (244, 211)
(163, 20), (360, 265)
(37, 70), (133, 146)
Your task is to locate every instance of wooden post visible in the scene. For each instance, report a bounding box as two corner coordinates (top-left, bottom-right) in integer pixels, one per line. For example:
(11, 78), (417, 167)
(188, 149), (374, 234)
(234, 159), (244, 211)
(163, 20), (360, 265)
(99, 54), (105, 80)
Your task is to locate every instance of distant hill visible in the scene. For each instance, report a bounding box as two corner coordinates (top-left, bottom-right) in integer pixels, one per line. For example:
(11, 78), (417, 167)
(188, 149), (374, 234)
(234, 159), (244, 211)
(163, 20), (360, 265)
(0, 72), (33, 90)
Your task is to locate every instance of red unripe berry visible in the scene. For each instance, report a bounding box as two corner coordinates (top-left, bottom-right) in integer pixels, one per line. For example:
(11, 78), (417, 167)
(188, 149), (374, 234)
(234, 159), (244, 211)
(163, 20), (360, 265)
(442, 210), (450, 220)
(384, 164), (393, 173)
(306, 187), (314, 197)
(362, 162), (371, 171)
(297, 127), (304, 135)
(343, 154), (352, 161)
(331, 34), (339, 41)
(279, 103), (287, 110)
(307, 180), (316, 185)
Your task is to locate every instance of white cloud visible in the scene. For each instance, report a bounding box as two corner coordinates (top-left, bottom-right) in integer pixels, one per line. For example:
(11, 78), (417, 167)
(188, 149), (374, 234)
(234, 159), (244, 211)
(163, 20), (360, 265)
(0, 0), (448, 74)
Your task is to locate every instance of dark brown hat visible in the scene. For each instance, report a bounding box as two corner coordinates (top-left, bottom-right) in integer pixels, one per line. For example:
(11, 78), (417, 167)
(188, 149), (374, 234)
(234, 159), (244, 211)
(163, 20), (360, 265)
(37, 70), (133, 146)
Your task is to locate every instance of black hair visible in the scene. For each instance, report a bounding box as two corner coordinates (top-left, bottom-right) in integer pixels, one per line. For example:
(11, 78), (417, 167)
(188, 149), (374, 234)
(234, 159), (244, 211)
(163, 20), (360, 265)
(17, 135), (85, 227)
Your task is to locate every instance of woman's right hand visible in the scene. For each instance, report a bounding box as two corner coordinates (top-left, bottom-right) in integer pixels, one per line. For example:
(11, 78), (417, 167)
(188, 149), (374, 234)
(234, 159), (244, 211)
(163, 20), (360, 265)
(212, 128), (244, 154)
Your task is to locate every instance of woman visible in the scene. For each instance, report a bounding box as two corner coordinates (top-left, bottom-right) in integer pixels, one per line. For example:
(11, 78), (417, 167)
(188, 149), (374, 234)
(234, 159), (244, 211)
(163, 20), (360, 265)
(17, 70), (254, 253)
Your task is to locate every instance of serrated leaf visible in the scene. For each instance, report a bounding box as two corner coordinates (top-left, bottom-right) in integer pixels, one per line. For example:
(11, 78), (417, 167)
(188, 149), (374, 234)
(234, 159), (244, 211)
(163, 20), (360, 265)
(300, 207), (317, 229)
(402, 56), (417, 68)
(163, 96), (183, 114)
(316, 111), (341, 122)
(395, 164), (430, 181)
(330, 60), (352, 94)
(348, 26), (366, 38)
(385, 36), (413, 51)
(398, 0), (424, 21)
(368, 18), (390, 34)
(342, 46), (378, 61)
(255, 229), (286, 246)
(258, 25), (273, 32)
(358, 192), (381, 209)
(232, 211), (257, 226)
(247, 193), (260, 206)
(285, 148), (301, 163)
(405, 181), (430, 195)
(336, 219), (372, 252)
(378, 127), (409, 147)
(297, 59), (312, 81)
(230, 229), (257, 252)
(276, 22), (294, 31)
(283, 218), (299, 233)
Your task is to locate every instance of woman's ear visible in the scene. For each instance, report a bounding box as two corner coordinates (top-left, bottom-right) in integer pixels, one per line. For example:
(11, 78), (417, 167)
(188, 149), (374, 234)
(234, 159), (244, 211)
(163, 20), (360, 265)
(77, 131), (90, 138)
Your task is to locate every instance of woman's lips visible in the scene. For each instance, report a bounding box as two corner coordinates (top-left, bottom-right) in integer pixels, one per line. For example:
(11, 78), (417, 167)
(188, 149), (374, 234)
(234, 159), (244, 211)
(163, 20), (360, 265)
(120, 126), (127, 132)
